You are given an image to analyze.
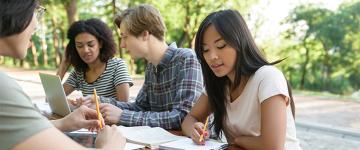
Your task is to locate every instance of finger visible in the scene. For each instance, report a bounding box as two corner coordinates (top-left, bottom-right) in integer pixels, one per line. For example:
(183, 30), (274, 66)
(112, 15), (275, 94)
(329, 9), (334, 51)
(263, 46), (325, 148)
(99, 104), (108, 114)
(68, 99), (77, 106)
(99, 103), (107, 109)
(191, 132), (202, 145)
(204, 131), (210, 139)
(76, 98), (83, 105)
(87, 120), (101, 128)
(194, 124), (204, 134)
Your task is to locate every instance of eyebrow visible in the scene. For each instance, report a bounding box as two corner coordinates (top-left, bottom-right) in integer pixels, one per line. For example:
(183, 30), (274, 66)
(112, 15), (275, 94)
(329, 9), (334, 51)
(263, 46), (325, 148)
(76, 40), (95, 45)
(202, 37), (223, 45)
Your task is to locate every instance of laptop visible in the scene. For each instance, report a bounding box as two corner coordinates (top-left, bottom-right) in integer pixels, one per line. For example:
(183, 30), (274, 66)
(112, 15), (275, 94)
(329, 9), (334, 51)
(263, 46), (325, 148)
(39, 73), (71, 116)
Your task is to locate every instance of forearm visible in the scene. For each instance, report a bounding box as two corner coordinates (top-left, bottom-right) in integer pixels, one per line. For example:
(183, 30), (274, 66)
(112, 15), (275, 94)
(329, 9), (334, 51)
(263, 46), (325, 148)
(234, 136), (283, 150)
(100, 96), (142, 111)
(51, 118), (68, 132)
(119, 109), (185, 130)
(181, 114), (198, 137)
(57, 60), (70, 80)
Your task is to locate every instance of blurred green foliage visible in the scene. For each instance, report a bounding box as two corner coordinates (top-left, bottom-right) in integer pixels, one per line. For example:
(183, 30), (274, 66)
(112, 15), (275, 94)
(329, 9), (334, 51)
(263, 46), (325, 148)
(0, 0), (359, 95)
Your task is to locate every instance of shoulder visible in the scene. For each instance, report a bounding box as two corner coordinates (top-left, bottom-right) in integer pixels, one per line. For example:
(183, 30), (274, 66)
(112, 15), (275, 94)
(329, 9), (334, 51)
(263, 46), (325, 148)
(68, 69), (83, 79)
(0, 71), (26, 97)
(108, 58), (126, 65)
(0, 71), (17, 86)
(173, 48), (197, 59)
(254, 65), (284, 79)
(170, 48), (198, 65)
(107, 58), (128, 70)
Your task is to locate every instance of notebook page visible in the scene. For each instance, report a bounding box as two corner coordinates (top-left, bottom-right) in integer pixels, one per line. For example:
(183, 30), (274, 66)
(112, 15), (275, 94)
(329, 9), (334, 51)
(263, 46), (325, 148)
(159, 138), (227, 150)
(117, 126), (184, 147)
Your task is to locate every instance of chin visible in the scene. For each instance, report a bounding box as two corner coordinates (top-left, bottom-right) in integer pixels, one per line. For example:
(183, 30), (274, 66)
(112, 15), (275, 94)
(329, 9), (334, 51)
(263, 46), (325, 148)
(213, 72), (227, 77)
(14, 51), (28, 59)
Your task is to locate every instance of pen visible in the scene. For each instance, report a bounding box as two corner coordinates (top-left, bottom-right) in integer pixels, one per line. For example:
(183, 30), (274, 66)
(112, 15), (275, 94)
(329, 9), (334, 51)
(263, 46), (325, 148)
(94, 88), (103, 129)
(199, 116), (209, 143)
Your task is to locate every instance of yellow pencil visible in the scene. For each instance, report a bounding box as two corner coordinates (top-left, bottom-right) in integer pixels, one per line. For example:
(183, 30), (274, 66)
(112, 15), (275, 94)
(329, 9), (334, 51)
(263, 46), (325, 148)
(199, 116), (209, 143)
(94, 88), (103, 129)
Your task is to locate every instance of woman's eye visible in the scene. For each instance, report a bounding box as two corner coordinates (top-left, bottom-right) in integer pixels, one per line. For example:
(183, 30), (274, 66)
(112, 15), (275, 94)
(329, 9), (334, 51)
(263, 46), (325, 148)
(76, 45), (83, 48)
(88, 44), (94, 47)
(217, 44), (226, 49)
(202, 49), (209, 52)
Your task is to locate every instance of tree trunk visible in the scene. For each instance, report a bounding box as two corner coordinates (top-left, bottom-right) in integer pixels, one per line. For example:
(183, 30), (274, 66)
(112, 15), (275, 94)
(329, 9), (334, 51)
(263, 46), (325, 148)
(300, 38), (310, 89)
(20, 59), (24, 67)
(64, 0), (78, 25)
(12, 58), (17, 66)
(111, 0), (123, 58)
(41, 37), (48, 66)
(60, 27), (66, 62)
(40, 17), (48, 66)
(51, 16), (61, 67)
(178, 3), (191, 48)
(321, 41), (331, 91)
(31, 42), (39, 67)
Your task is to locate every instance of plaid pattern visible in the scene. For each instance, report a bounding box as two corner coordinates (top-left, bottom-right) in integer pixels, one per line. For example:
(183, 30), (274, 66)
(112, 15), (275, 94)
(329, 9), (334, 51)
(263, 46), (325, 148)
(101, 44), (203, 130)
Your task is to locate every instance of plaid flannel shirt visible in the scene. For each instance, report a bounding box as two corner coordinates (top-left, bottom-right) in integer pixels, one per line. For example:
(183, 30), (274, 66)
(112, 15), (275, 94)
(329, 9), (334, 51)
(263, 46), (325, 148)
(100, 43), (203, 130)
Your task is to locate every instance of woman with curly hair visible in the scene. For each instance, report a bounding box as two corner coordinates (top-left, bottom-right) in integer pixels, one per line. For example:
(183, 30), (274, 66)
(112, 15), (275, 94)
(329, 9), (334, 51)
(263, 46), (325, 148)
(57, 18), (133, 101)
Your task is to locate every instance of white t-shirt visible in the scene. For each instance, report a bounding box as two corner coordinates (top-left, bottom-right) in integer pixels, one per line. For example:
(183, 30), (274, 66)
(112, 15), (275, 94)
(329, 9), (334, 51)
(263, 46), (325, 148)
(223, 65), (301, 150)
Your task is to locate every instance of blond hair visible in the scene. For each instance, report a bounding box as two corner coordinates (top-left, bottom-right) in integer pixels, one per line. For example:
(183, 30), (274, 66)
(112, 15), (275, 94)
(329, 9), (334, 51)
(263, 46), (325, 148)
(115, 4), (166, 41)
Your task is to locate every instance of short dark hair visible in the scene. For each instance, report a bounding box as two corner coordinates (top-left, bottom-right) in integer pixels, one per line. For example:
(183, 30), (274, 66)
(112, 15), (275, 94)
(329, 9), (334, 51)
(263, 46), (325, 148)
(195, 9), (295, 139)
(0, 0), (38, 37)
(65, 18), (116, 72)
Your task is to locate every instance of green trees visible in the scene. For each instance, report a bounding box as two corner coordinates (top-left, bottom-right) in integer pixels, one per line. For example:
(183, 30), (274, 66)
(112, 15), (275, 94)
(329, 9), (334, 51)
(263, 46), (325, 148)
(283, 1), (359, 94)
(1, 0), (358, 95)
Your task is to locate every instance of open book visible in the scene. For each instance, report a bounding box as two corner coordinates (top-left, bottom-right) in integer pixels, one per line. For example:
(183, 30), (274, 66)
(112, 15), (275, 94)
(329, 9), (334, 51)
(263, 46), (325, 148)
(66, 128), (145, 150)
(159, 138), (227, 150)
(117, 126), (184, 149)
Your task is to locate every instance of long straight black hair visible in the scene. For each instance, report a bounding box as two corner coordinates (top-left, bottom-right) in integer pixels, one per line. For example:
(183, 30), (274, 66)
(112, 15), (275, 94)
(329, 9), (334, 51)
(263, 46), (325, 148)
(194, 9), (295, 139)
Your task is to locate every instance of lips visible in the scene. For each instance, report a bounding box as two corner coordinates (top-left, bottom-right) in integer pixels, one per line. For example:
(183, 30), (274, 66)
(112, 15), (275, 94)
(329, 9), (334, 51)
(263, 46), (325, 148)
(210, 63), (223, 69)
(83, 55), (93, 61)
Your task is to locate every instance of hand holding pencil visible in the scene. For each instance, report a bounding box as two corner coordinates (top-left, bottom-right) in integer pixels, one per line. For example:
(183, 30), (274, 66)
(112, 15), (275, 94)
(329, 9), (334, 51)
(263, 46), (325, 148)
(94, 88), (104, 129)
(199, 117), (209, 143)
(191, 117), (210, 145)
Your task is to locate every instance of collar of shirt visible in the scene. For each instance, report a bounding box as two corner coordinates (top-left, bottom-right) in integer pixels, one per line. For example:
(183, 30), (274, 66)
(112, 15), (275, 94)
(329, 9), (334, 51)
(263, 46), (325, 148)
(151, 42), (177, 72)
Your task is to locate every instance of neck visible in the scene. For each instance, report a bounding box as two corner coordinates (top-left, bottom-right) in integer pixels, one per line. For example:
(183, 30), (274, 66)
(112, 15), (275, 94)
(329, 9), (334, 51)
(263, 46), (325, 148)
(0, 36), (24, 58)
(87, 58), (106, 72)
(228, 70), (236, 84)
(229, 74), (248, 90)
(145, 39), (168, 66)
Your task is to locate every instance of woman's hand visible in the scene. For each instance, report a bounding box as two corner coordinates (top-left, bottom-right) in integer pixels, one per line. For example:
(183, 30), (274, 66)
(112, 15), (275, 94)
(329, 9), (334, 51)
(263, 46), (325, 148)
(95, 125), (126, 149)
(190, 122), (210, 145)
(75, 95), (97, 109)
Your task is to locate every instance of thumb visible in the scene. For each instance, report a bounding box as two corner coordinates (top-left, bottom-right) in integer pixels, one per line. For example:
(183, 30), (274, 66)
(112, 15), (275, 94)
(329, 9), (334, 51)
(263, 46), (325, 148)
(82, 120), (100, 129)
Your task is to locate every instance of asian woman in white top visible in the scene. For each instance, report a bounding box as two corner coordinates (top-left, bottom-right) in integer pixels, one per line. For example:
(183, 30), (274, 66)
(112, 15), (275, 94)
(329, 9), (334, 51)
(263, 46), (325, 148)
(182, 9), (302, 150)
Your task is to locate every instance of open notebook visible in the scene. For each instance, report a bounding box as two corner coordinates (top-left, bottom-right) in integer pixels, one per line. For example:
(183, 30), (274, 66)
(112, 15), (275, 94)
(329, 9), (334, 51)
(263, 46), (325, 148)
(67, 126), (227, 149)
(117, 126), (184, 149)
(65, 128), (145, 150)
(159, 138), (227, 150)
